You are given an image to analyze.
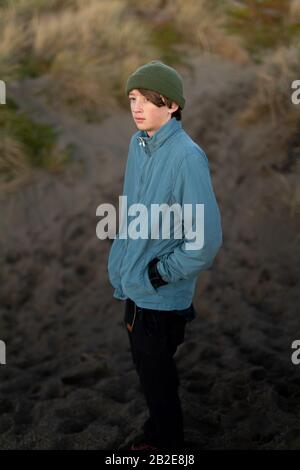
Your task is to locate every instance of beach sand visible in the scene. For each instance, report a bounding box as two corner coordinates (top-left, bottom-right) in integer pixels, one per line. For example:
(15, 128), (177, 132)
(0, 55), (299, 450)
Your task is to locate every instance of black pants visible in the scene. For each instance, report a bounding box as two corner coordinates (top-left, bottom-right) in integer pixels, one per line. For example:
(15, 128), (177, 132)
(124, 298), (187, 449)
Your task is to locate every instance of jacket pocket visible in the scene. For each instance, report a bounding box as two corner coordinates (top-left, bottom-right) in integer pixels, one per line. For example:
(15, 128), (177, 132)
(120, 256), (155, 299)
(142, 258), (158, 295)
(108, 238), (125, 288)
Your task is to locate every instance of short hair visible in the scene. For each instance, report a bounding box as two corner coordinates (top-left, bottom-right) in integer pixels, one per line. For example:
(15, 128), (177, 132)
(133, 88), (182, 121)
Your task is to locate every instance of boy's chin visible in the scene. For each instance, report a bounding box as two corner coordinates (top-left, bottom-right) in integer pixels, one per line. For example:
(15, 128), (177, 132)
(136, 122), (148, 129)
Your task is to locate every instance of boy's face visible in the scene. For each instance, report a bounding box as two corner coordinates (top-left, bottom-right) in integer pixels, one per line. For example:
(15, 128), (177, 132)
(128, 89), (178, 138)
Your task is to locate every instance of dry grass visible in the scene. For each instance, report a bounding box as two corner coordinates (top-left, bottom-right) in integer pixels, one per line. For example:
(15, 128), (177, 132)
(0, 8), (29, 78)
(289, 0), (300, 22)
(0, 0), (159, 190)
(0, 131), (34, 192)
(1, 0), (299, 193)
(225, 0), (300, 58)
(0, 101), (72, 193)
(165, 0), (250, 64)
(235, 34), (300, 217)
(0, 0), (157, 114)
(238, 41), (300, 126)
(42, 2), (155, 113)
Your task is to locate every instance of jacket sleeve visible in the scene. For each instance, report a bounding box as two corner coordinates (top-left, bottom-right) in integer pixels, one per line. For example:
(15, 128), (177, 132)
(156, 151), (222, 283)
(107, 136), (135, 298)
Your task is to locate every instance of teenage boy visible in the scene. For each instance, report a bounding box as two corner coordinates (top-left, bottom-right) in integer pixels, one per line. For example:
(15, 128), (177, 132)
(108, 60), (222, 450)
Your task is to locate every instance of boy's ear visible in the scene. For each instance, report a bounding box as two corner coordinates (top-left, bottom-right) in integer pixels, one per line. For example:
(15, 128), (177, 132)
(169, 101), (179, 113)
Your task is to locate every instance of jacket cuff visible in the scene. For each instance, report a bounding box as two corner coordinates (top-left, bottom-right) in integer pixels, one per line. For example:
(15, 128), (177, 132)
(148, 257), (168, 289)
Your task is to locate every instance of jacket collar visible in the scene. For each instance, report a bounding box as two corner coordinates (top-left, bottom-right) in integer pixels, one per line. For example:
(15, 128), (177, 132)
(136, 117), (182, 155)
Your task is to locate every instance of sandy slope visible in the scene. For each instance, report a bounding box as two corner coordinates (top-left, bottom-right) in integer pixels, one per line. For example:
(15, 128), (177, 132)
(0, 54), (299, 450)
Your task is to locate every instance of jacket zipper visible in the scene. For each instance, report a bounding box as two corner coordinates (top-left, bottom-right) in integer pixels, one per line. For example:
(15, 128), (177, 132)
(124, 137), (148, 331)
(120, 138), (147, 279)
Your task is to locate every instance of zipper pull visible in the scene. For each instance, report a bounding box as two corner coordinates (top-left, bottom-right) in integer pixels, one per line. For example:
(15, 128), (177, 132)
(127, 303), (137, 333)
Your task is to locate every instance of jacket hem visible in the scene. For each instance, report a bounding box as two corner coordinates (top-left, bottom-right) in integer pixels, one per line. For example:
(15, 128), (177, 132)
(130, 298), (193, 311)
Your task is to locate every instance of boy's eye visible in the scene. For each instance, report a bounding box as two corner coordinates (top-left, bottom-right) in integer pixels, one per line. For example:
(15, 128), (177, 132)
(129, 97), (148, 103)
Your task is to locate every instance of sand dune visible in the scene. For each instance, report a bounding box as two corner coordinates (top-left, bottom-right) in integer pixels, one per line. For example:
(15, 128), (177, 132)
(0, 55), (299, 450)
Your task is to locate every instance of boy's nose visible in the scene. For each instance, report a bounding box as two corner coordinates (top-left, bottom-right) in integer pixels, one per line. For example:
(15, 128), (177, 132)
(134, 104), (143, 112)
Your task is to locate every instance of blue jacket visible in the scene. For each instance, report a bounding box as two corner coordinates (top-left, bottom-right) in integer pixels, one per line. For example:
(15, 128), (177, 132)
(107, 117), (222, 311)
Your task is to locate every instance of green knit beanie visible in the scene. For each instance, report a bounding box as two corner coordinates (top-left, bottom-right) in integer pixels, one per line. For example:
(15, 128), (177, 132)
(125, 60), (185, 109)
